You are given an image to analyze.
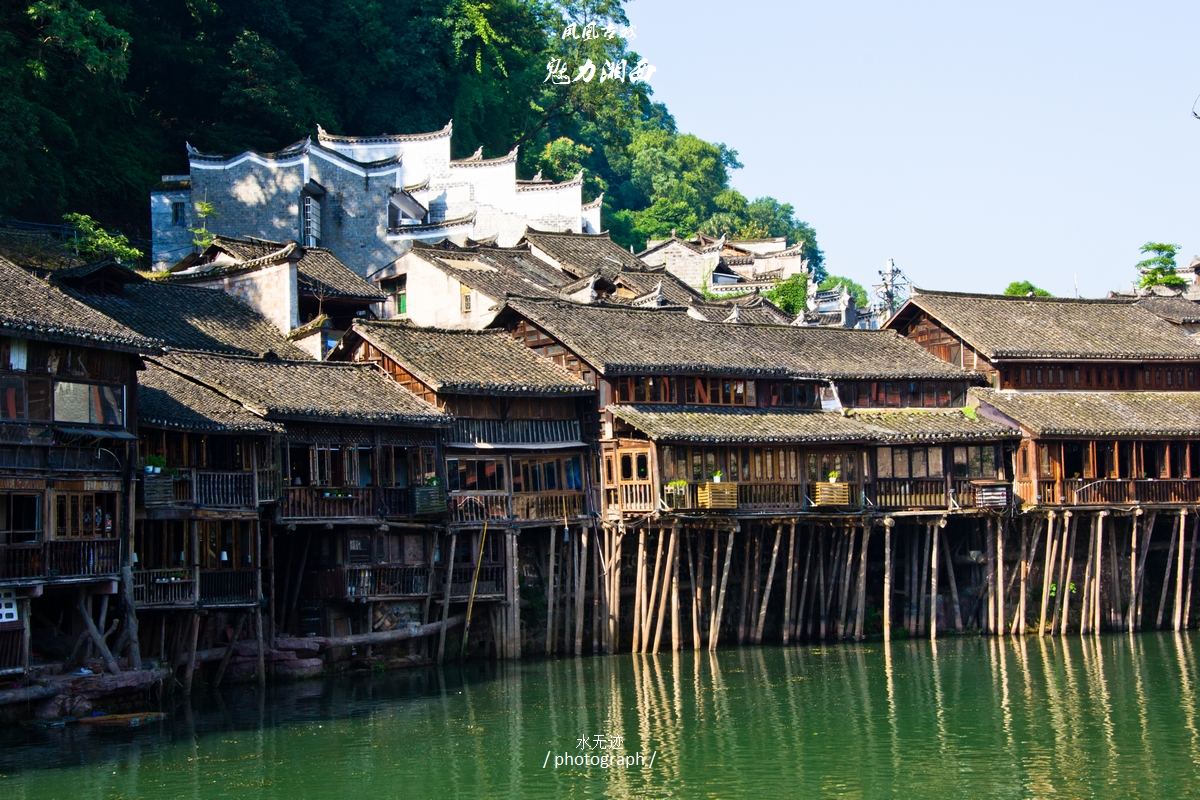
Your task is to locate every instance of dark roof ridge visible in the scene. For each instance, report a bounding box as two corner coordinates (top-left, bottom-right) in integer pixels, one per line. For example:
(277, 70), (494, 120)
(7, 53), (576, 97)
(912, 287), (1136, 305)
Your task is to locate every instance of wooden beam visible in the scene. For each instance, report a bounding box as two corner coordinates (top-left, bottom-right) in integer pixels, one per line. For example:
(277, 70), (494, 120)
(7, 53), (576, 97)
(709, 528), (737, 651)
(76, 589), (120, 675)
(755, 525), (783, 644)
(213, 613), (247, 689)
(854, 524), (872, 641)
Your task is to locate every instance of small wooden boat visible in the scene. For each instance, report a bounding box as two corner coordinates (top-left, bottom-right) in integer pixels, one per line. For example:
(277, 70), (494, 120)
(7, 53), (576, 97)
(25, 711), (167, 729)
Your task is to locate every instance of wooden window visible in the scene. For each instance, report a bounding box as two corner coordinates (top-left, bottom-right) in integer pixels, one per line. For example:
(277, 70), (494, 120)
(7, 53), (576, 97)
(54, 492), (117, 539)
(1037, 444), (1054, 479)
(954, 445), (997, 479)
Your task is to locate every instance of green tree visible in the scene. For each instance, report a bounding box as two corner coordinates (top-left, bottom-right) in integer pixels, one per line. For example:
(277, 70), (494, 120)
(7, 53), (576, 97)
(1003, 280), (1052, 297)
(763, 275), (806, 315)
(62, 212), (142, 263)
(1137, 242), (1187, 289)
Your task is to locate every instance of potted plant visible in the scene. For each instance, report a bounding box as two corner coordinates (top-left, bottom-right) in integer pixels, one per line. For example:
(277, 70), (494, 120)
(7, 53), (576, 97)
(665, 479), (689, 495)
(145, 454), (166, 474)
(826, 469), (840, 483)
(710, 470), (723, 483)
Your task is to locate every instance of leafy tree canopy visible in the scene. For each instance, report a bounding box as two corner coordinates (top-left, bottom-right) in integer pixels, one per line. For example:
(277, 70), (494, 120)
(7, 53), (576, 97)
(1137, 242), (1187, 289)
(763, 275), (806, 315)
(1003, 280), (1052, 297)
(0, 0), (821, 274)
(820, 275), (869, 309)
(62, 212), (141, 263)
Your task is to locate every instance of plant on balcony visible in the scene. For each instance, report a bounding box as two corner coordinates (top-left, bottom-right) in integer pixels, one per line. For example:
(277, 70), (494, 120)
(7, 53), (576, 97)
(826, 469), (840, 483)
(425, 475), (442, 486)
(709, 470), (723, 483)
(144, 454), (166, 474)
(665, 480), (689, 494)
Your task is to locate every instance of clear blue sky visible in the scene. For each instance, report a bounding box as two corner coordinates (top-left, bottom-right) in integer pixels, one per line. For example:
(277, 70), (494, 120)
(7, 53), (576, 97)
(625, 1), (1200, 298)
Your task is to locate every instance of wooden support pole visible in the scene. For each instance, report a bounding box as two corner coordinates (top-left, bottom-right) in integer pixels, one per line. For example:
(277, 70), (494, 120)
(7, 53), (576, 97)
(1040, 512), (1058, 636)
(76, 589), (121, 675)
(737, 531), (752, 644)
(546, 526), (558, 655)
(1059, 513), (1078, 636)
(929, 522), (940, 640)
(883, 520), (893, 642)
(1107, 515), (1121, 632)
(709, 527), (720, 639)
(782, 523), (797, 645)
(1094, 512), (1106, 635)
(818, 529), (828, 640)
(213, 613), (247, 689)
(1185, 513), (1199, 631)
(1080, 514), (1096, 636)
(652, 527), (677, 654)
(437, 530), (457, 665)
(1136, 511), (1157, 630)
(855, 524), (872, 641)
(1016, 518), (1028, 635)
(917, 525), (931, 638)
(254, 606), (266, 687)
(996, 517), (1006, 637)
(1156, 514), (1180, 630)
(835, 527), (853, 639)
(1128, 512), (1140, 632)
(796, 527), (815, 642)
(907, 530), (918, 634)
(670, 529), (681, 652)
(1174, 510), (1188, 632)
(631, 528), (644, 653)
(644, 530), (665, 652)
(182, 611), (200, 696)
(939, 522), (962, 632)
(119, 567), (141, 668)
(755, 525), (784, 644)
(575, 526), (588, 655)
(710, 528), (736, 651)
(686, 529), (701, 651)
(593, 526), (601, 655)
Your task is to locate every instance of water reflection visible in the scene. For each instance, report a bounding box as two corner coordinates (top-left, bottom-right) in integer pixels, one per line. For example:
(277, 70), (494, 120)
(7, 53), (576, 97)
(2, 635), (1200, 798)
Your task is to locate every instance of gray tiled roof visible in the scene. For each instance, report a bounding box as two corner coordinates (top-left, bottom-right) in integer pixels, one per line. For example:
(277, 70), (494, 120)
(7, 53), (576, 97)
(1135, 295), (1200, 325)
(408, 241), (570, 304)
(974, 388), (1200, 437)
(523, 230), (649, 277)
(70, 280), (311, 359)
(138, 362), (280, 433)
(156, 351), (450, 426)
(348, 321), (592, 395)
(0, 256), (161, 352)
(177, 237), (385, 301)
(499, 298), (976, 381)
(849, 409), (1018, 442)
(898, 290), (1200, 360)
(611, 404), (869, 444)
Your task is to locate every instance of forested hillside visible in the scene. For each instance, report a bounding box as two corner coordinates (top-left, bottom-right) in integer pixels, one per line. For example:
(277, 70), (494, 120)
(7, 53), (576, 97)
(1, 0), (821, 269)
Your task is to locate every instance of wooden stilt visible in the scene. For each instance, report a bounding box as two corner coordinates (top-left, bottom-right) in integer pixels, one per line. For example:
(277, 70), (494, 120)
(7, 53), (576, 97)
(783, 523), (797, 645)
(670, 529), (681, 652)
(996, 517), (1007, 637)
(286, 531), (312, 635)
(796, 527), (815, 641)
(1015, 519), (1028, 635)
(1059, 514), (1078, 636)
(1156, 514), (1180, 630)
(644, 530), (665, 652)
(686, 529), (701, 651)
(546, 526), (558, 655)
(1080, 514), (1096, 635)
(182, 611), (200, 696)
(940, 522), (962, 632)
(917, 525), (931, 638)
(818, 528), (828, 640)
(254, 606), (266, 687)
(737, 531), (752, 644)
(838, 527), (855, 639)
(710, 528), (736, 650)
(119, 567), (141, 668)
(709, 527), (720, 640)
(929, 522), (940, 640)
(437, 531), (457, 665)
(755, 525), (783, 644)
(1173, 510), (1188, 632)
(1040, 512), (1058, 636)
(985, 519), (996, 635)
(575, 526), (588, 655)
(906, 530), (918, 634)
(593, 526), (601, 655)
(1135, 511), (1157, 630)
(1184, 513), (1199, 630)
(632, 528), (644, 653)
(855, 524), (872, 641)
(1108, 516), (1121, 632)
(213, 613), (245, 689)
(652, 527), (677, 654)
(1128, 513), (1140, 632)
(748, 529), (763, 640)
(1094, 512), (1107, 635)
(883, 519), (893, 642)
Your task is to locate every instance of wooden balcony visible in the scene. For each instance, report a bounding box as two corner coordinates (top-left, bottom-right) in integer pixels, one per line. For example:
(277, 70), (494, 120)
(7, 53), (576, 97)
(199, 569), (258, 605)
(0, 622), (22, 672)
(447, 564), (504, 598)
(1067, 478), (1200, 506)
(280, 486), (447, 521)
(512, 491), (586, 522)
(0, 538), (120, 582)
(317, 564), (433, 600)
(809, 481), (857, 508)
(133, 568), (196, 606)
(144, 469), (261, 510)
(738, 483), (802, 512)
(450, 418), (581, 445)
(698, 482), (738, 510)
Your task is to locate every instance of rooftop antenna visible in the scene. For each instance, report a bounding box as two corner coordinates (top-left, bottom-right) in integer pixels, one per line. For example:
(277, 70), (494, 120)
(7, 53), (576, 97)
(871, 258), (910, 323)
(1074, 272), (1079, 298)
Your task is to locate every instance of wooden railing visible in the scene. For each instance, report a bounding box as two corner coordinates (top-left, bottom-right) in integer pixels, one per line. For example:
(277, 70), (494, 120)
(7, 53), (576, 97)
(256, 468), (279, 503)
(872, 478), (948, 509)
(451, 418), (581, 444)
(376, 486), (415, 517)
(319, 565), (433, 599)
(447, 564), (504, 597)
(195, 471), (255, 508)
(808, 482), (857, 508)
(1067, 478), (1200, 506)
(133, 568), (196, 606)
(737, 483), (801, 511)
(0, 543), (42, 580)
(199, 569), (258, 605)
(619, 483), (654, 512)
(45, 539), (120, 578)
(512, 491), (586, 521)
(280, 486), (375, 519)
(450, 491), (510, 523)
(0, 623), (22, 671)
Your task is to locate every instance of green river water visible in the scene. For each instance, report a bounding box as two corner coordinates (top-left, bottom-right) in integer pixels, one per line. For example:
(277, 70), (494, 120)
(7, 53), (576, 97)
(2, 633), (1199, 798)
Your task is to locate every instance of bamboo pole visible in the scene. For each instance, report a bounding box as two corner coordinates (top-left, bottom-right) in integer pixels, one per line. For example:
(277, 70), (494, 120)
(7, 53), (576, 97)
(929, 522), (940, 641)
(710, 528), (737, 650)
(796, 528), (815, 641)
(883, 519), (893, 642)
(652, 527), (677, 654)
(1040, 512), (1058, 636)
(855, 524), (872, 641)
(1156, 514), (1180, 630)
(1136, 511), (1158, 630)
(782, 523), (797, 645)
